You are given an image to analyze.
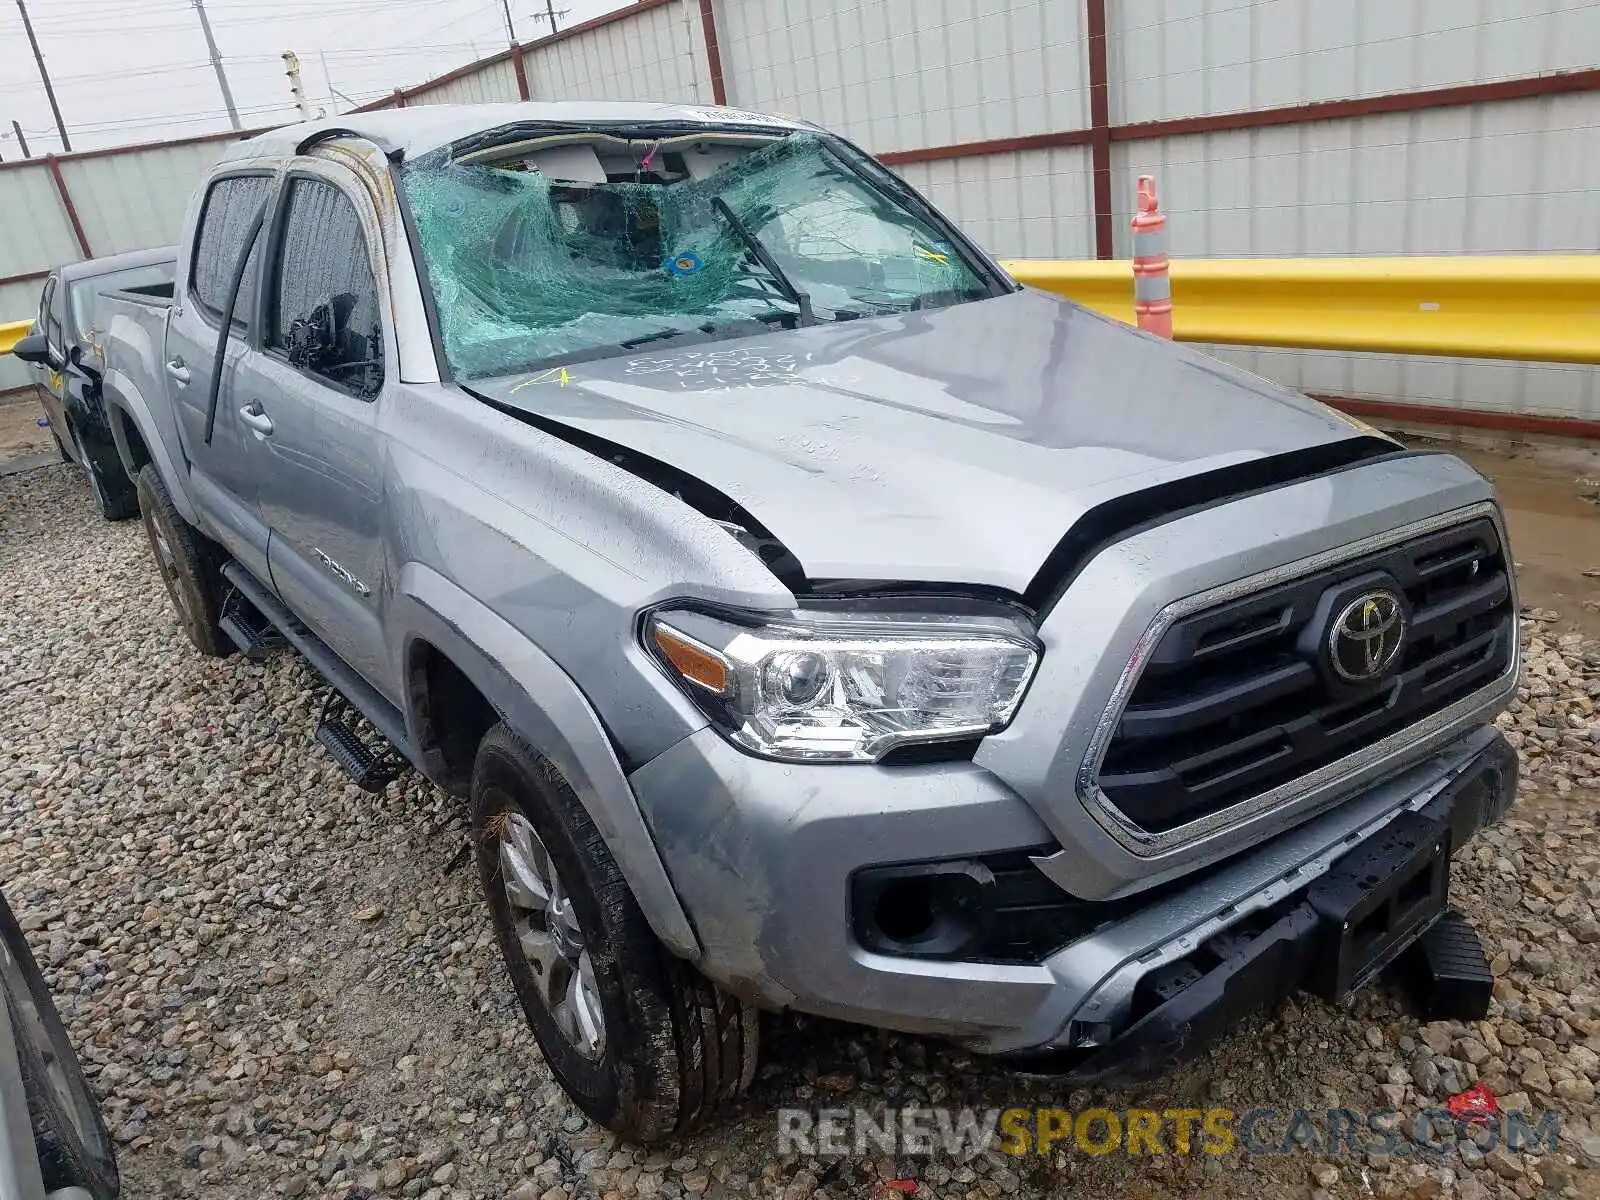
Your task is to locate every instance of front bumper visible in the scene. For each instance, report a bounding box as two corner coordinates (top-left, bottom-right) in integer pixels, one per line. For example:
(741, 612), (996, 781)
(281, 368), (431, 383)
(629, 724), (1516, 1056)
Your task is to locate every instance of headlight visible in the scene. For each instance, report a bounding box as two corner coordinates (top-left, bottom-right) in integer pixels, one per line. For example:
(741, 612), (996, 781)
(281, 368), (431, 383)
(645, 606), (1040, 763)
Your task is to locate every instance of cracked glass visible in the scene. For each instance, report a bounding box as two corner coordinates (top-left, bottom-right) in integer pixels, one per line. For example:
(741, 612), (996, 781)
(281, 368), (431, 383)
(400, 132), (991, 379)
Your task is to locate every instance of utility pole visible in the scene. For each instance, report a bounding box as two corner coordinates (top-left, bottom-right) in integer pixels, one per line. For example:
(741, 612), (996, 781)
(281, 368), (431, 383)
(11, 120), (31, 158)
(499, 0), (518, 42)
(544, 0), (559, 33)
(15, 1), (70, 151)
(282, 52), (314, 122)
(192, 0), (241, 131)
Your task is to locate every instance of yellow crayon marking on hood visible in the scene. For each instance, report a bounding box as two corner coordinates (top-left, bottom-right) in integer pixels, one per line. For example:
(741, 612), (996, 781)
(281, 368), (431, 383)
(509, 366), (573, 393)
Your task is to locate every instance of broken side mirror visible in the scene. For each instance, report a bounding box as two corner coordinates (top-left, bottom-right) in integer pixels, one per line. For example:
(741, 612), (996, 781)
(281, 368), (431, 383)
(10, 332), (56, 368)
(285, 300), (336, 369)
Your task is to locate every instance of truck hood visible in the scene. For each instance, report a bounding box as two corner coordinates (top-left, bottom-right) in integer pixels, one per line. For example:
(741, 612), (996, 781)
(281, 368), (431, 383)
(472, 289), (1380, 596)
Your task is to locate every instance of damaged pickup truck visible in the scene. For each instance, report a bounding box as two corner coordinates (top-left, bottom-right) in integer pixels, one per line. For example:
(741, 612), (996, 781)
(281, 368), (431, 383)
(98, 103), (1520, 1141)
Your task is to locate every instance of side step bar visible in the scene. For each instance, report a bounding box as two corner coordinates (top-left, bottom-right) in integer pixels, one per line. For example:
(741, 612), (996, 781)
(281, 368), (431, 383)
(219, 561), (420, 787)
(316, 692), (411, 793)
(219, 589), (287, 659)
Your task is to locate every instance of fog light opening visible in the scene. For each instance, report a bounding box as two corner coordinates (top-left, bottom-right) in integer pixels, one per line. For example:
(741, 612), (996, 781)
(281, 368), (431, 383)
(874, 878), (937, 943)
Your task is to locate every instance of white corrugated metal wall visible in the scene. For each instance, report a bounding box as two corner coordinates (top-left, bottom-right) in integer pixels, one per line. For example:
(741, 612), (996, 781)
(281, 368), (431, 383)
(720, 0), (1091, 151)
(1098, 0), (1600, 425)
(408, 56), (524, 106)
(3, 0), (1597, 425)
(529, 0), (711, 103)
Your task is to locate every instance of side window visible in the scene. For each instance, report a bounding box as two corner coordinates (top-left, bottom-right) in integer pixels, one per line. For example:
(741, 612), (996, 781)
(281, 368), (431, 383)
(267, 177), (384, 401)
(190, 175), (270, 328)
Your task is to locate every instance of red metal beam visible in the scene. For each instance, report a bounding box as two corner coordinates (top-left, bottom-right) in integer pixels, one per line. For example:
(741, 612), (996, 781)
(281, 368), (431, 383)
(0, 269), (49, 288)
(1318, 395), (1600, 443)
(1111, 67), (1600, 142)
(879, 127), (1093, 167)
(698, 0), (728, 106)
(44, 155), (91, 259)
(0, 125), (265, 174)
(1084, 0), (1114, 260)
(879, 66), (1600, 171)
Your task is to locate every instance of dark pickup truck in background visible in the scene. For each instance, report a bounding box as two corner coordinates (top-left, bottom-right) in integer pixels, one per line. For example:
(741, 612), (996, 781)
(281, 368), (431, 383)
(10, 248), (177, 520)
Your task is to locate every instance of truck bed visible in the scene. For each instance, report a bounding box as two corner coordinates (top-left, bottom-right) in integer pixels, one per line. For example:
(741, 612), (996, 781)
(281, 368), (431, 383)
(104, 281), (174, 308)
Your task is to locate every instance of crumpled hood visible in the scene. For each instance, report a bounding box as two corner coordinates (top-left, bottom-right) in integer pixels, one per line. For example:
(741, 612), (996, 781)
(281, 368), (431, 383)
(472, 289), (1376, 594)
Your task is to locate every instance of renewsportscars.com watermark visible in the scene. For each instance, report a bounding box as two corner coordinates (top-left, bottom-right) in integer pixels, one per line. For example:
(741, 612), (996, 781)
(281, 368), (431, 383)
(777, 1105), (1564, 1160)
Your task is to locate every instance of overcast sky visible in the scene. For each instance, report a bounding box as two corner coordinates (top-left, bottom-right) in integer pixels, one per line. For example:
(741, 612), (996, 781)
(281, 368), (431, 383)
(0, 0), (626, 157)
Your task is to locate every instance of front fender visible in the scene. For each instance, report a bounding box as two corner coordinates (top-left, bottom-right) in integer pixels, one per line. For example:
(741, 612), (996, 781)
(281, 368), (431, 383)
(102, 368), (198, 525)
(393, 563), (701, 961)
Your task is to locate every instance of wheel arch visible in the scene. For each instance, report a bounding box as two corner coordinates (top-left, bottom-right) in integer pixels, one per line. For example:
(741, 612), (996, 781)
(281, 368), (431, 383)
(393, 562), (702, 962)
(101, 370), (198, 525)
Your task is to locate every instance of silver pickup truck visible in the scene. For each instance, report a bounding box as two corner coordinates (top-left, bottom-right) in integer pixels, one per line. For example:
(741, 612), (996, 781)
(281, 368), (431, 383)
(99, 103), (1519, 1142)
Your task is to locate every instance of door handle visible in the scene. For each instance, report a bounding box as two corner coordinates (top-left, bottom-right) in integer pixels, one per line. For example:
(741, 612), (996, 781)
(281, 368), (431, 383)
(165, 358), (191, 387)
(238, 401), (274, 436)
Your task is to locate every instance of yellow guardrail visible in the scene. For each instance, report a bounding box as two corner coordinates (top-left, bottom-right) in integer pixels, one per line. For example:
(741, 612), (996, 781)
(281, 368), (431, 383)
(5, 257), (1599, 364)
(0, 319), (31, 357)
(1000, 257), (1600, 365)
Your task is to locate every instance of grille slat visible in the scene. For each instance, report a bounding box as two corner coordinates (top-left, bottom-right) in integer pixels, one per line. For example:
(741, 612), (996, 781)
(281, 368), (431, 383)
(1098, 519), (1514, 835)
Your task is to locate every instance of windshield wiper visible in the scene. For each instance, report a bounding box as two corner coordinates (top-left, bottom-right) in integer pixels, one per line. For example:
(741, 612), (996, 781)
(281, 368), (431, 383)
(619, 326), (704, 349)
(711, 197), (817, 327)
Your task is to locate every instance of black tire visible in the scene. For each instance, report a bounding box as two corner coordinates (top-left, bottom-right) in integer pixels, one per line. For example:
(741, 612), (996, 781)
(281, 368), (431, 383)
(134, 464), (234, 658)
(72, 425), (138, 521)
(50, 426), (71, 463)
(0, 894), (119, 1199)
(471, 725), (758, 1143)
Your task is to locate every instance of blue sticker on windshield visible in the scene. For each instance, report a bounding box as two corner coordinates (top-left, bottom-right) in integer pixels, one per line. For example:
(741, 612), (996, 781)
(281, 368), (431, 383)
(666, 251), (703, 277)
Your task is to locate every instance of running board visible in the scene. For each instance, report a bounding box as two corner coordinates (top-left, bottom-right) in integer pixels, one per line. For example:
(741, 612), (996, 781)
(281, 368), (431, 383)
(219, 589), (287, 659)
(316, 692), (411, 793)
(219, 561), (420, 785)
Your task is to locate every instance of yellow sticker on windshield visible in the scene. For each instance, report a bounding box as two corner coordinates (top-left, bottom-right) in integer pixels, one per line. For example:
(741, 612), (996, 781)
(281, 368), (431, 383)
(914, 245), (950, 264)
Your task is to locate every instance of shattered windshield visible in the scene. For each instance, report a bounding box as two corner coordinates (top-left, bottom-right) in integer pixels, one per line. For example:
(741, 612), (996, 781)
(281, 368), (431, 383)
(400, 131), (995, 379)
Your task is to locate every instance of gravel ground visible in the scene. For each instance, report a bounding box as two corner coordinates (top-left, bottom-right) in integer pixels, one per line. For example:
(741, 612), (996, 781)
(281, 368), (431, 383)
(1, 461), (1597, 1200)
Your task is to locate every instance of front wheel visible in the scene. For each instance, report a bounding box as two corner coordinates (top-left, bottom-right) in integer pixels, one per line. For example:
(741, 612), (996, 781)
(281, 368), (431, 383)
(134, 465), (234, 658)
(471, 725), (758, 1143)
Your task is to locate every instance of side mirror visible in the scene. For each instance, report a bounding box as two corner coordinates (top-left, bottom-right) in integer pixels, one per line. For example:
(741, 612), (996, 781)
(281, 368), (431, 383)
(286, 298), (337, 369)
(10, 332), (55, 367)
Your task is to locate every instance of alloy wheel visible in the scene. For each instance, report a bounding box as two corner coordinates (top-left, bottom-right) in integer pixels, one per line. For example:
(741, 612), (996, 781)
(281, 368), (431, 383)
(496, 809), (606, 1060)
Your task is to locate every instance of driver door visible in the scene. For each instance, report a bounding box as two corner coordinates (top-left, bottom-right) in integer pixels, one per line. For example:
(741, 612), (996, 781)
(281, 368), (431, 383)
(244, 167), (395, 702)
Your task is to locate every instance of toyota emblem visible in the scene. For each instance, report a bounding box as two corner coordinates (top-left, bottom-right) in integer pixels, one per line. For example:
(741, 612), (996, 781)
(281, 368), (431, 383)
(1328, 589), (1406, 683)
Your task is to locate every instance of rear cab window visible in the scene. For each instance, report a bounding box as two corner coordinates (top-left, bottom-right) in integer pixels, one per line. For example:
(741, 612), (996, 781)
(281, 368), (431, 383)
(190, 175), (271, 330)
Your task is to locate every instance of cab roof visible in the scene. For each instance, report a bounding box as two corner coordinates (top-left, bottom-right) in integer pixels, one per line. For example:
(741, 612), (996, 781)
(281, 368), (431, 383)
(216, 102), (804, 166)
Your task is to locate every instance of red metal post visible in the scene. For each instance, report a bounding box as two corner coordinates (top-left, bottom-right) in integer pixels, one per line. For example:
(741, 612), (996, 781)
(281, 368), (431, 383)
(512, 45), (531, 99)
(45, 154), (91, 259)
(697, 0), (728, 106)
(1084, 0), (1114, 260)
